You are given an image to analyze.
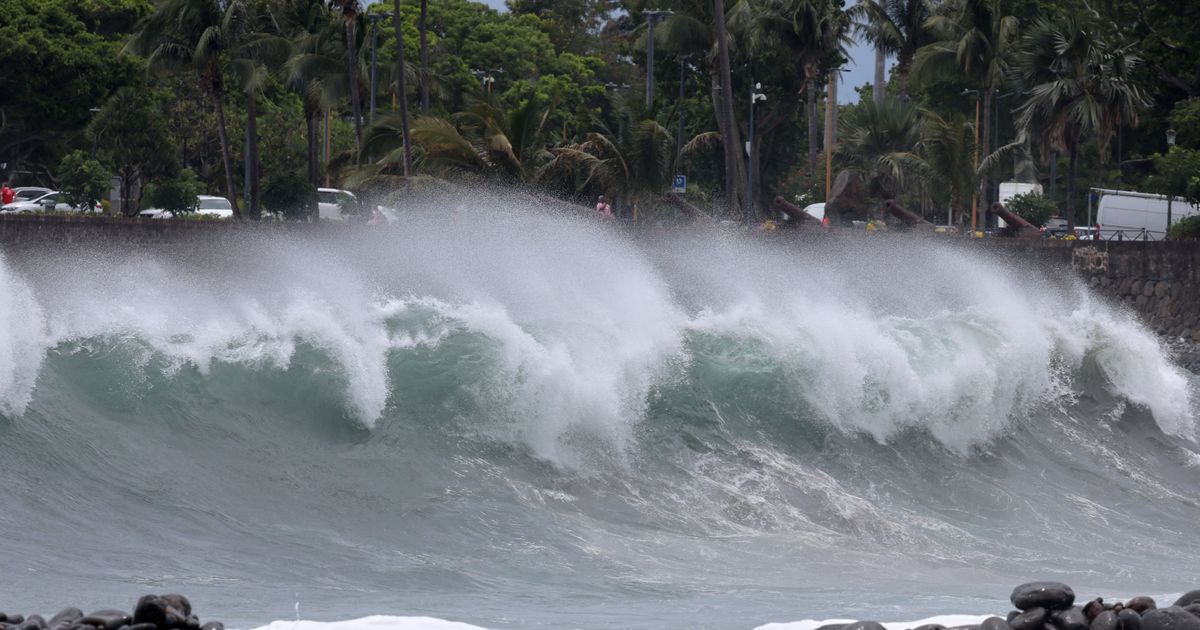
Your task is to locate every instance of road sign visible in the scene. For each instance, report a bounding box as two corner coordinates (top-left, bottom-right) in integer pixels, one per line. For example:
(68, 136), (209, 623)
(673, 175), (686, 194)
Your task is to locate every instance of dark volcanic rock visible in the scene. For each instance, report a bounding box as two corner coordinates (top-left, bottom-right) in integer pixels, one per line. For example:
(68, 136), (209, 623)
(1012, 607), (1050, 630)
(1093, 611), (1120, 630)
(1086, 600), (1108, 622)
(160, 596), (191, 619)
(1182, 605), (1200, 619)
(982, 617), (1013, 630)
(1142, 608), (1200, 630)
(18, 616), (47, 630)
(813, 624), (846, 630)
(845, 622), (887, 630)
(1013, 583), (1076, 611)
(69, 624), (98, 630)
(914, 625), (948, 630)
(132, 597), (165, 628)
(1052, 607), (1090, 630)
(1129, 598), (1159, 614)
(79, 611), (130, 630)
(3, 618), (24, 626)
(48, 609), (82, 630)
(1176, 593), (1200, 609)
(1118, 609), (1144, 630)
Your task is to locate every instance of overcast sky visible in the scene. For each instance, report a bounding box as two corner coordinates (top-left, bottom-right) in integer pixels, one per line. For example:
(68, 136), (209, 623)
(367, 0), (880, 104)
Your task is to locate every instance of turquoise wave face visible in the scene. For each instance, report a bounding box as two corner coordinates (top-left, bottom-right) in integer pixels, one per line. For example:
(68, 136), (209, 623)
(1, 207), (1198, 629)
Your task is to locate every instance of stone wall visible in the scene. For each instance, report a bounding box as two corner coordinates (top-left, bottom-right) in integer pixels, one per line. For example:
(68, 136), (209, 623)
(1071, 241), (1200, 340)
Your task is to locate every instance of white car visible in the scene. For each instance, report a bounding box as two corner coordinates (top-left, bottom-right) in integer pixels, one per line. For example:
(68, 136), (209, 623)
(140, 195), (234, 220)
(13, 187), (53, 202)
(1, 191), (97, 214)
(317, 188), (358, 221)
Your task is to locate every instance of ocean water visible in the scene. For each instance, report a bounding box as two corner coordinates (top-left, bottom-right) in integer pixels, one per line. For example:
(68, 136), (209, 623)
(1, 204), (1197, 630)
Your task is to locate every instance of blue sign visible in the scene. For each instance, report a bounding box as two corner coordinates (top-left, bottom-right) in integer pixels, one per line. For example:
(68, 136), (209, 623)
(673, 175), (687, 193)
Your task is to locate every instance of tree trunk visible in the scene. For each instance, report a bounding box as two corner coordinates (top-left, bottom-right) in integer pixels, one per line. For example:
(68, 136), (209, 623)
(897, 52), (913, 101)
(873, 45), (885, 105)
(807, 78), (819, 176)
(208, 75), (241, 219)
(713, 0), (746, 216)
(710, 75), (737, 213)
(980, 88), (993, 210)
(419, 0), (430, 113)
(346, 17), (363, 157)
(246, 89), (260, 219)
(394, 0), (413, 175)
(1066, 139), (1078, 230)
(306, 106), (318, 188)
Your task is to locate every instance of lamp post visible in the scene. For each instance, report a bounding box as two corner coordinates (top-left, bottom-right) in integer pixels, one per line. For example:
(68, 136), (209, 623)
(675, 55), (689, 174)
(747, 82), (767, 223)
(368, 12), (392, 122)
(643, 10), (672, 109)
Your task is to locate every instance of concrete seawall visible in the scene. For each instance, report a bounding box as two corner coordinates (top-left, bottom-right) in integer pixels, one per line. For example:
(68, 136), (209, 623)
(1, 215), (1196, 338)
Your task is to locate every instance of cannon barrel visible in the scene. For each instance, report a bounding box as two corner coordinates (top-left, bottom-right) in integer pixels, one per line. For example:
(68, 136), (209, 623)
(664, 192), (707, 220)
(989, 202), (1036, 230)
(772, 196), (823, 224)
(881, 200), (932, 227)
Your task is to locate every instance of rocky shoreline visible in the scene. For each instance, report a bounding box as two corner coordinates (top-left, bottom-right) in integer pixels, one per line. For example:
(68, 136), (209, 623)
(816, 582), (1200, 630)
(0, 595), (223, 630)
(5, 583), (1200, 630)
(1163, 337), (1200, 373)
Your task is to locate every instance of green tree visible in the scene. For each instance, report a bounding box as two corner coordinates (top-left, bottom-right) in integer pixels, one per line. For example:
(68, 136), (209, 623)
(1013, 15), (1150, 227)
(836, 97), (925, 200)
(913, 0), (1018, 212)
(144, 168), (204, 214)
(919, 109), (978, 224)
(127, 0), (249, 218)
(88, 86), (176, 215)
(57, 151), (110, 213)
(853, 0), (935, 100)
(1005, 191), (1056, 227)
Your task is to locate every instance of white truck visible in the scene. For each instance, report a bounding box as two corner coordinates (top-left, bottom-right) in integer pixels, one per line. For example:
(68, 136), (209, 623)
(996, 182), (1043, 228)
(1093, 189), (1200, 241)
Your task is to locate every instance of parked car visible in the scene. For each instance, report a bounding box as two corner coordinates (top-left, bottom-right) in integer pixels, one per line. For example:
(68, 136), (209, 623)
(139, 195), (235, 220)
(13, 187), (53, 202)
(1044, 216), (1071, 237)
(317, 188), (359, 221)
(0, 191), (97, 214)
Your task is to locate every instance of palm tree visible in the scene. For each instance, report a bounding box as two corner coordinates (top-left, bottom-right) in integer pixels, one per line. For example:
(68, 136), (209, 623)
(392, 0), (413, 175)
(277, 0), (346, 191)
(127, 0), (248, 218)
(231, 8), (291, 219)
(754, 0), (853, 175)
(332, 0), (364, 155)
(419, 0), (430, 113)
(836, 96), (926, 199)
(1013, 15), (1149, 228)
(920, 110), (978, 224)
(539, 119), (676, 209)
(854, 0), (936, 99)
(913, 0), (1018, 211)
(713, 0), (742, 214)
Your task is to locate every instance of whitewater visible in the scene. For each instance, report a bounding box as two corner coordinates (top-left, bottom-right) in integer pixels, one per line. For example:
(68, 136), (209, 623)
(1, 202), (1198, 630)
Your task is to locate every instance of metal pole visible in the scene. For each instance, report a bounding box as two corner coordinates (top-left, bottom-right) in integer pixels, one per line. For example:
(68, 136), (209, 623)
(324, 108), (331, 188)
(824, 73), (834, 201)
(748, 81), (755, 224)
(676, 56), (686, 171)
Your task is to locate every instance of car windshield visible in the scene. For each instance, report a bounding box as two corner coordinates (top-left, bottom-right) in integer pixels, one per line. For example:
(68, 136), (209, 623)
(36, 193), (57, 203)
(198, 198), (232, 210)
(16, 190), (45, 200)
(317, 191), (340, 205)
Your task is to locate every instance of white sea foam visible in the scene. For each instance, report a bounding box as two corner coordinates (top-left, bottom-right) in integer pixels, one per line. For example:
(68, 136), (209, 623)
(250, 616), (488, 630)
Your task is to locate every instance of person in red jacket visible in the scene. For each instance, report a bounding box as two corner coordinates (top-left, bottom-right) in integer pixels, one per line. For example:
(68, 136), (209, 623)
(1, 183), (14, 205)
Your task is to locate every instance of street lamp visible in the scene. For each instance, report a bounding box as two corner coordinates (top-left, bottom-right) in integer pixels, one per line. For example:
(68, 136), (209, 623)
(643, 9), (673, 109)
(1167, 128), (1178, 233)
(747, 82), (767, 223)
(675, 55), (690, 176)
(367, 11), (393, 122)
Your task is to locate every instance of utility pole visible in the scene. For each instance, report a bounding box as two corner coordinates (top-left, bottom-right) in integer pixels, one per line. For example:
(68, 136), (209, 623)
(643, 10), (672, 109)
(676, 55), (688, 173)
(747, 82), (766, 223)
(824, 73), (836, 201)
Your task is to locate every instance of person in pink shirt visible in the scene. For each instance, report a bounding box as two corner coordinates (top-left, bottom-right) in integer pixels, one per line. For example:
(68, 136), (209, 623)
(1, 183), (14, 205)
(595, 195), (614, 220)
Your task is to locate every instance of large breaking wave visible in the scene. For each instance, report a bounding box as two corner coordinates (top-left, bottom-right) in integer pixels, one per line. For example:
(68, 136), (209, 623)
(0, 204), (1197, 629)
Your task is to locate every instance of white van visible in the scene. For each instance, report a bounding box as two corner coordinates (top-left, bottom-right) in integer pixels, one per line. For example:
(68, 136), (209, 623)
(1095, 189), (1200, 241)
(317, 188), (358, 221)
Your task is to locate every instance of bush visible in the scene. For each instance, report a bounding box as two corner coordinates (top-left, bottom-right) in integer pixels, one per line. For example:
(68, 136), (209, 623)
(1169, 215), (1200, 240)
(1006, 192), (1057, 227)
(143, 169), (204, 215)
(57, 151), (110, 212)
(261, 171), (316, 220)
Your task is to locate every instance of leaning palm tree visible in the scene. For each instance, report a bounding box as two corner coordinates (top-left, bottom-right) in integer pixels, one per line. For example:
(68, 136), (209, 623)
(853, 0), (936, 100)
(127, 0), (248, 218)
(539, 119), (676, 208)
(1013, 15), (1149, 228)
(913, 0), (1018, 211)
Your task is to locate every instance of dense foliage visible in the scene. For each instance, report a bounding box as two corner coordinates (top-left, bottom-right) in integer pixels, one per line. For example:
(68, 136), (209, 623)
(0, 0), (1195, 225)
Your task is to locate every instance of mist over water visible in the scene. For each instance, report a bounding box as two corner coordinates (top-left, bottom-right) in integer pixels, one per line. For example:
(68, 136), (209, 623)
(1, 200), (1198, 630)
